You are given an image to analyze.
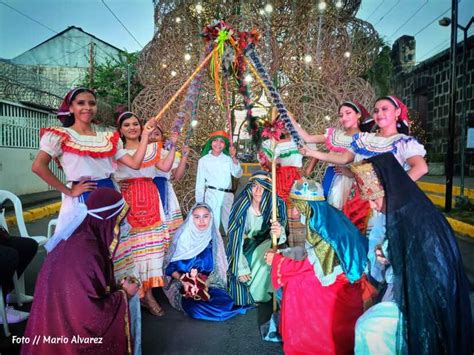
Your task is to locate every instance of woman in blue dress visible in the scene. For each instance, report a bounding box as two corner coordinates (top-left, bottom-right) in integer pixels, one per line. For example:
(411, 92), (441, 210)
(163, 203), (248, 321)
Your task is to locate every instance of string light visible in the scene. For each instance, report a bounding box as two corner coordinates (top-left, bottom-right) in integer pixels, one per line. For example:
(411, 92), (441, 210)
(259, 9), (265, 15)
(335, 0), (343, 8)
(184, 53), (191, 61)
(161, 63), (167, 68)
(318, 66), (322, 70)
(318, 1), (327, 11)
(191, 120), (198, 127)
(304, 54), (312, 63)
(344, 51), (351, 58)
(171, 70), (177, 77)
(175, 17), (181, 23)
(195, 4), (203, 13)
(324, 115), (331, 121)
(264, 4), (273, 13)
(244, 74), (253, 83)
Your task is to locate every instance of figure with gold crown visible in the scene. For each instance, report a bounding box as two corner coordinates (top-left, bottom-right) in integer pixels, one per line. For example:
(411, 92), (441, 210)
(350, 153), (471, 355)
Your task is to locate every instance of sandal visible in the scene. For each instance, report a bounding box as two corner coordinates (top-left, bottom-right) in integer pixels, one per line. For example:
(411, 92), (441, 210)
(140, 298), (165, 317)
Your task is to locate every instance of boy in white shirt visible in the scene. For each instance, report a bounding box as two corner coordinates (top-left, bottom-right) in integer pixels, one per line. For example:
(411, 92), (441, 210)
(195, 130), (242, 233)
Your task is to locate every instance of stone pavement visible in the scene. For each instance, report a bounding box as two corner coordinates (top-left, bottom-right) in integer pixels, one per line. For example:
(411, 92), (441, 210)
(1, 210), (473, 354)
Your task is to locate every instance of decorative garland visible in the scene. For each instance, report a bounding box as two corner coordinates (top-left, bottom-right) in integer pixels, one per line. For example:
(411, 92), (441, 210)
(164, 44), (212, 149)
(184, 88), (202, 146)
(244, 43), (302, 147)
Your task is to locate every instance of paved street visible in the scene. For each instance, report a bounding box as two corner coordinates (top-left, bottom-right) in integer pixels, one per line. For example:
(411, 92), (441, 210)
(0, 215), (283, 355)
(1, 213), (473, 354)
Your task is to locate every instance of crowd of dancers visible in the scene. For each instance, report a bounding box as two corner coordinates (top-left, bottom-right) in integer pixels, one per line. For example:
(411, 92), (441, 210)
(3, 87), (470, 354)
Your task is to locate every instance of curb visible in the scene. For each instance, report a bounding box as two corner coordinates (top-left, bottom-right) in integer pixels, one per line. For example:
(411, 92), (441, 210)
(446, 217), (474, 238)
(417, 181), (474, 199)
(6, 202), (61, 226)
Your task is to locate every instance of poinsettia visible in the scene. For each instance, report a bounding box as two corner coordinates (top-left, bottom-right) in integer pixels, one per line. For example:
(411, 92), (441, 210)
(262, 119), (285, 141)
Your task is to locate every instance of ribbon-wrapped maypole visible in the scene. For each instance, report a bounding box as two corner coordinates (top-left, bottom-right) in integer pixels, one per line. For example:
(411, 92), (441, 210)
(148, 45), (216, 129)
(244, 43), (303, 147)
(145, 19), (301, 161)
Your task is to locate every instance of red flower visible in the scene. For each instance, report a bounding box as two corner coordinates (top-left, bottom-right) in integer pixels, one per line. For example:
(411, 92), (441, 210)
(262, 119), (285, 141)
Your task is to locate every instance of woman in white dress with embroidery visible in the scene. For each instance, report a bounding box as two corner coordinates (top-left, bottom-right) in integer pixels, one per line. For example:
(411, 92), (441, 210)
(300, 96), (428, 182)
(114, 112), (177, 317)
(289, 101), (373, 210)
(31, 88), (154, 244)
(300, 96), (428, 235)
(32, 89), (153, 355)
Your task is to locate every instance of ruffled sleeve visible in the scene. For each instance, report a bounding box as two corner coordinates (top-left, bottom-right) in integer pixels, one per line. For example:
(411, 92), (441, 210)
(160, 148), (181, 169)
(396, 136), (426, 159)
(323, 128), (332, 140)
(261, 139), (272, 159)
(114, 138), (127, 160)
(172, 152), (181, 170)
(39, 128), (64, 158)
(349, 132), (366, 154)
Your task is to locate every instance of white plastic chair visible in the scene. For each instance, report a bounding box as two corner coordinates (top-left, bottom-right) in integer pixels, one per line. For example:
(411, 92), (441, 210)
(0, 190), (48, 307)
(47, 218), (58, 239)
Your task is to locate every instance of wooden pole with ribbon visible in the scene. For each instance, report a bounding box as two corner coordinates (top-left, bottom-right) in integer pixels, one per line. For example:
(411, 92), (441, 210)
(271, 139), (278, 249)
(270, 106), (279, 313)
(149, 46), (218, 123)
(224, 77), (234, 147)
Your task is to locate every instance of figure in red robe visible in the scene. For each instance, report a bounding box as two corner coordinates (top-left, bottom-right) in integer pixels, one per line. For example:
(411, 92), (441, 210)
(265, 179), (376, 354)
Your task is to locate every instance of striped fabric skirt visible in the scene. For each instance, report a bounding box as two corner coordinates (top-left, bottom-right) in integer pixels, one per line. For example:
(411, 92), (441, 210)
(114, 177), (171, 297)
(153, 177), (183, 239)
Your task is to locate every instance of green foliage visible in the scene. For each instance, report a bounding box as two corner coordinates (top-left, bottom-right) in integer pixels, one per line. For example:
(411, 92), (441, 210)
(81, 51), (143, 126)
(364, 38), (394, 97)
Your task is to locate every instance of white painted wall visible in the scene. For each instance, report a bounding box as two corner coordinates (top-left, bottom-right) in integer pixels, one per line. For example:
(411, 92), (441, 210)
(0, 148), (49, 195)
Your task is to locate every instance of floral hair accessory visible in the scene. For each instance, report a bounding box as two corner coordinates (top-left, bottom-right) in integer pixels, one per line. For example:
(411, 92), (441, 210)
(381, 96), (410, 128)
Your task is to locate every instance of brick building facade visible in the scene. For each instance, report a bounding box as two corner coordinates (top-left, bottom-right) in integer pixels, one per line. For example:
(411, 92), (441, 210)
(392, 35), (474, 175)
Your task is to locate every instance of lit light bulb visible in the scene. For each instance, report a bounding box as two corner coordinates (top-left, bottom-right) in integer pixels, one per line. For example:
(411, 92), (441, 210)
(264, 4), (273, 13)
(344, 51), (351, 58)
(318, 66), (322, 70)
(283, 91), (289, 97)
(171, 70), (177, 77)
(244, 74), (253, 83)
(195, 4), (203, 13)
(304, 54), (312, 63)
(259, 9), (265, 15)
(184, 53), (191, 61)
(191, 120), (198, 127)
(318, 1), (327, 11)
(175, 17), (181, 23)
(324, 115), (331, 121)
(162, 63), (167, 68)
(335, 0), (343, 8)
